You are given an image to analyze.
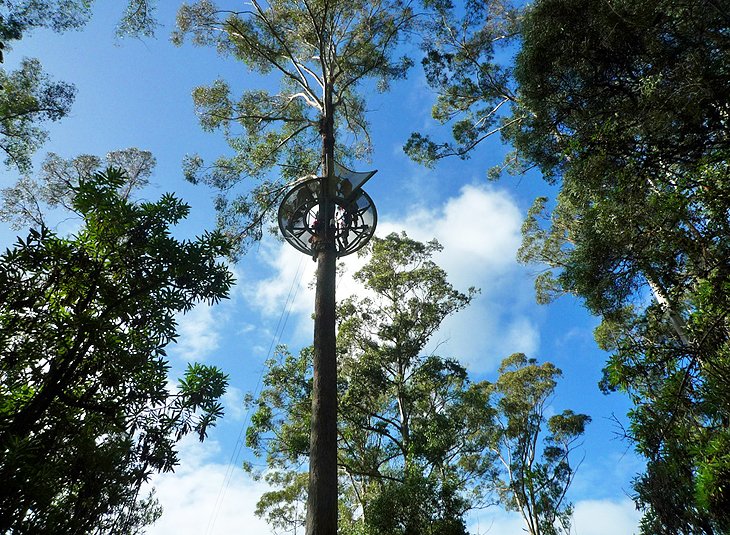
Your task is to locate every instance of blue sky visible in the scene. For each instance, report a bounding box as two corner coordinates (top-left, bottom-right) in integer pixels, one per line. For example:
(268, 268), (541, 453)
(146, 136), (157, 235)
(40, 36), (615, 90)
(2, 3), (643, 533)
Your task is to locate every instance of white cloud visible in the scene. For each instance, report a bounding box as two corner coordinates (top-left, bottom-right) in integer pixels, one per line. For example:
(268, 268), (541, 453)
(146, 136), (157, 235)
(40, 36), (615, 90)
(378, 184), (539, 372)
(222, 385), (246, 422)
(432, 305), (540, 366)
(146, 441), (639, 535)
(250, 240), (318, 347)
(468, 509), (525, 535)
(468, 498), (640, 535)
(378, 184), (522, 286)
(572, 450), (645, 502)
(501, 315), (541, 356)
(147, 439), (272, 535)
(173, 303), (225, 362)
(250, 184), (540, 372)
(572, 499), (641, 535)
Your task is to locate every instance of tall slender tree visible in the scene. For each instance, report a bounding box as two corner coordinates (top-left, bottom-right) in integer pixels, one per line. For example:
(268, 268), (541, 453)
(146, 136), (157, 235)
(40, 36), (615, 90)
(174, 0), (415, 252)
(174, 2), (416, 533)
(489, 353), (590, 535)
(246, 233), (490, 535)
(245, 235), (590, 535)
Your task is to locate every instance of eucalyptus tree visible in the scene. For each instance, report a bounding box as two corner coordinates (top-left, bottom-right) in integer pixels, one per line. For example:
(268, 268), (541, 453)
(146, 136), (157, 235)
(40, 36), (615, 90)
(0, 0), (158, 47)
(0, 1), (158, 174)
(0, 57), (74, 174)
(336, 233), (484, 534)
(507, 0), (730, 532)
(407, 0), (730, 530)
(1, 147), (156, 229)
(403, 0), (523, 172)
(489, 353), (590, 535)
(245, 235), (590, 535)
(246, 233), (489, 535)
(174, 0), (415, 253)
(174, 3), (416, 533)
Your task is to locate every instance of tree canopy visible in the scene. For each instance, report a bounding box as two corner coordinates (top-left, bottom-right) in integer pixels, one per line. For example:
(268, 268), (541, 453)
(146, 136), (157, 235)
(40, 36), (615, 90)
(245, 233), (588, 535)
(403, 0), (522, 171)
(0, 147), (156, 229)
(0, 1), (159, 174)
(508, 0), (730, 532)
(490, 353), (590, 535)
(247, 233), (485, 534)
(0, 167), (233, 533)
(401, 0), (730, 531)
(174, 0), (416, 255)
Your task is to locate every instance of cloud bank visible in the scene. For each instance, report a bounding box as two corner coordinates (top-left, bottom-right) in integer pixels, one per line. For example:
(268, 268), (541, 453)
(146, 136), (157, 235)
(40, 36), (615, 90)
(147, 439), (271, 535)
(467, 498), (640, 535)
(252, 183), (540, 372)
(148, 441), (641, 535)
(172, 303), (226, 362)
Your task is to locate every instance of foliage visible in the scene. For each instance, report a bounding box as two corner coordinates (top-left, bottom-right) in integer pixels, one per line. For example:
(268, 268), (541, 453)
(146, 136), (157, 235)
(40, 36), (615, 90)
(0, 0), (159, 49)
(0, 0), (91, 42)
(115, 0), (160, 38)
(1, 147), (156, 229)
(246, 233), (489, 534)
(403, 0), (523, 171)
(0, 1), (159, 174)
(0, 167), (233, 533)
(509, 0), (730, 532)
(0, 58), (75, 174)
(173, 0), (416, 255)
(489, 353), (590, 535)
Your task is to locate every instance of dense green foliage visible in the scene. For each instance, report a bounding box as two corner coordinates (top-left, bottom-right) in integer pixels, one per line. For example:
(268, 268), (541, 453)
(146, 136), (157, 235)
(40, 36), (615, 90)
(335, 234), (484, 534)
(508, 1), (730, 532)
(0, 168), (233, 533)
(174, 0), (416, 255)
(405, 0), (730, 531)
(245, 233), (588, 534)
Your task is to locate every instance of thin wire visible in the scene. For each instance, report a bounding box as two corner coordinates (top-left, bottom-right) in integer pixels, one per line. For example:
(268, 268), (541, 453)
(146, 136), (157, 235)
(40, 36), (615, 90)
(204, 253), (307, 535)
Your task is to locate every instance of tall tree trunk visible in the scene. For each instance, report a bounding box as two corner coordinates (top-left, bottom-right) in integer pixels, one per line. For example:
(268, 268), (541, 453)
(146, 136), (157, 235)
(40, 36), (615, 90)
(645, 272), (691, 347)
(306, 86), (338, 535)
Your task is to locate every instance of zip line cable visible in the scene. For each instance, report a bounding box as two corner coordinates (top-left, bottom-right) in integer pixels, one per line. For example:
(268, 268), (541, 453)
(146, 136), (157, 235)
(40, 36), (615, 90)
(204, 255), (306, 534)
(204, 254), (307, 535)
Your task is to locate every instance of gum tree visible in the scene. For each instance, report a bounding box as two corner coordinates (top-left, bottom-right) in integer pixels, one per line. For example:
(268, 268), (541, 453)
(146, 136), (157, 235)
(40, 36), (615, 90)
(246, 233), (490, 535)
(403, 0), (523, 172)
(245, 234), (590, 534)
(0, 147), (156, 229)
(174, 0), (415, 252)
(489, 353), (590, 535)
(0, 1), (159, 174)
(408, 0), (730, 531)
(174, 2), (416, 534)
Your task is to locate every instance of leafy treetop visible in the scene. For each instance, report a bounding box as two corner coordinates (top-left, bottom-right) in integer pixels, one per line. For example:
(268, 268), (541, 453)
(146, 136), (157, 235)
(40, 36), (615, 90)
(0, 167), (233, 533)
(174, 0), (416, 255)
